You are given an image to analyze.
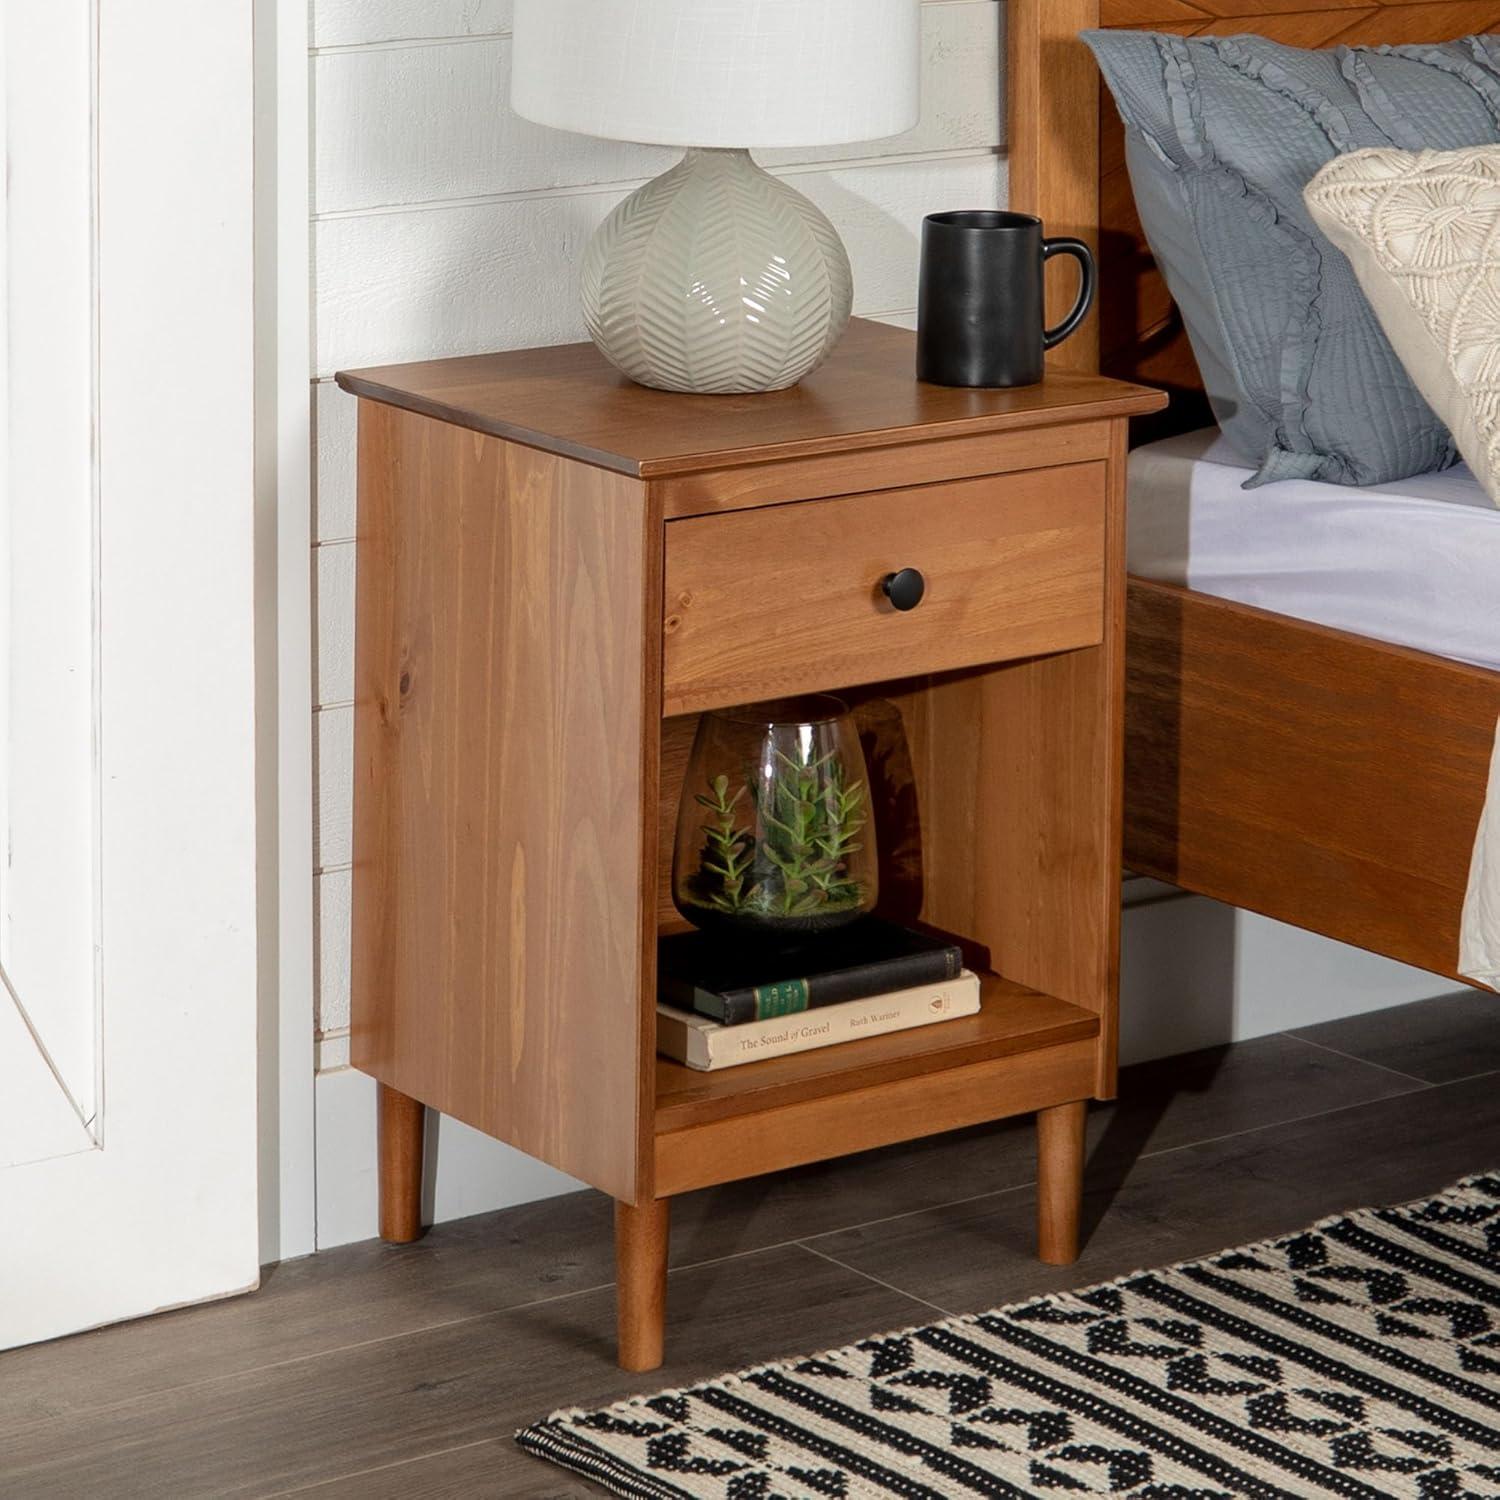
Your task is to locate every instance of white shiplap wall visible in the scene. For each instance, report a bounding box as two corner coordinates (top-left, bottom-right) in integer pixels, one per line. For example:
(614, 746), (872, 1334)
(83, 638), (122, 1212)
(307, 0), (1006, 1241)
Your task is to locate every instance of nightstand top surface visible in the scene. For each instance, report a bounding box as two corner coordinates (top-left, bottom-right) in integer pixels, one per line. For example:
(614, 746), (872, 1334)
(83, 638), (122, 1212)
(335, 319), (1167, 479)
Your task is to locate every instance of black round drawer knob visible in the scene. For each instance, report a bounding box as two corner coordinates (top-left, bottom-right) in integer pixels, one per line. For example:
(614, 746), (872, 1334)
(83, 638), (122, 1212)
(881, 567), (926, 612)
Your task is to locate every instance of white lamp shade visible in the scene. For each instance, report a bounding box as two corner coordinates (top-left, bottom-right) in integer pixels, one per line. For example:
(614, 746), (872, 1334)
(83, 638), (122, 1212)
(511, 0), (921, 150)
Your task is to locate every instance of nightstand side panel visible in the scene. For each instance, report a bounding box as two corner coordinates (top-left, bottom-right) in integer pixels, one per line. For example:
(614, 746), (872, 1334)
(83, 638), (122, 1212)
(877, 418), (1128, 1099)
(350, 404), (657, 1202)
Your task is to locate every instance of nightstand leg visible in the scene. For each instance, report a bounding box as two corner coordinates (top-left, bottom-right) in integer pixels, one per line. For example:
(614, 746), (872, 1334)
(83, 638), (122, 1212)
(377, 1082), (426, 1244)
(1036, 1099), (1088, 1265)
(615, 1195), (670, 1372)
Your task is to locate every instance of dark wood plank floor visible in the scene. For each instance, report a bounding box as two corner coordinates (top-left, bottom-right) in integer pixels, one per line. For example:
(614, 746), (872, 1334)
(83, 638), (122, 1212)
(2, 992), (1497, 1498)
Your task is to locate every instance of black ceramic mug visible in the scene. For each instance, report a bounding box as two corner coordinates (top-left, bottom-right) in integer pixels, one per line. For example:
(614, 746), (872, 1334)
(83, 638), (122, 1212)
(916, 211), (1097, 388)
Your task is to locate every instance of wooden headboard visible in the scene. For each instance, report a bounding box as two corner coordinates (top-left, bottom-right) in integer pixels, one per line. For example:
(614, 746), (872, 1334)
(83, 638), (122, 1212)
(1010, 0), (1500, 426)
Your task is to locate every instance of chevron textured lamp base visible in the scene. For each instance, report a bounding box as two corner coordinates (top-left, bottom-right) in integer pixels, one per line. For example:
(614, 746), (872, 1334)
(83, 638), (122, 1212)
(580, 149), (855, 395)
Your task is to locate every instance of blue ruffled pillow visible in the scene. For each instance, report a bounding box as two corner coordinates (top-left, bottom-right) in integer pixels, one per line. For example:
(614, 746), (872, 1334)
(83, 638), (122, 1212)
(1084, 30), (1500, 487)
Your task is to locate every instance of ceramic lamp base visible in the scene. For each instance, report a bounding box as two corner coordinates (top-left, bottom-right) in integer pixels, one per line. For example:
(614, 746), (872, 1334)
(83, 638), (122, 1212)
(581, 149), (854, 395)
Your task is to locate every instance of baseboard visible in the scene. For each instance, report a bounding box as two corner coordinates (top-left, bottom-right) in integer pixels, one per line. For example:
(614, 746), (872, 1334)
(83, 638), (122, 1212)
(313, 1068), (581, 1251)
(311, 896), (1454, 1249)
(1119, 892), (1453, 1066)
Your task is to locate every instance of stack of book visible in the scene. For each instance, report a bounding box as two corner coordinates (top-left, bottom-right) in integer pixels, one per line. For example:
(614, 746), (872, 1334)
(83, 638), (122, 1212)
(657, 918), (981, 1072)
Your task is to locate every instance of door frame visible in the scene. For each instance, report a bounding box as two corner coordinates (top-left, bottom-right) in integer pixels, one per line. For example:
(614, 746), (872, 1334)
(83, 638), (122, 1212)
(256, 0), (318, 1267)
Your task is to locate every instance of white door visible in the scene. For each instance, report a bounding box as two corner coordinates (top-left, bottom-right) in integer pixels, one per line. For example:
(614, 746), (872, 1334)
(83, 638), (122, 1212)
(0, 0), (260, 1346)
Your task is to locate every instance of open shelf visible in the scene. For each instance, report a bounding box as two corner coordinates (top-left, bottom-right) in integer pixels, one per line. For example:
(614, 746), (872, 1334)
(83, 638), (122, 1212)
(653, 971), (1100, 1134)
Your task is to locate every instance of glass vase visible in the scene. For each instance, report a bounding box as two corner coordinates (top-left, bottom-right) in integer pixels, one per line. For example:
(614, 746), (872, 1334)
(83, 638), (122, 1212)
(672, 695), (878, 945)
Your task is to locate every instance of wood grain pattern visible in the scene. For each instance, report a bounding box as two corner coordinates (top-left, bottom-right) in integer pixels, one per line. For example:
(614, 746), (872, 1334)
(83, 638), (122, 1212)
(615, 1197), (670, 1373)
(661, 465), (1107, 716)
(376, 1084), (426, 1244)
(335, 319), (1168, 479)
(655, 1040), (1099, 1196)
(1014, 0), (1500, 993)
(1008, 0), (1103, 371)
(1125, 581), (1500, 983)
(1035, 0), (1500, 403)
(655, 978), (1102, 1133)
(654, 422), (1113, 519)
(887, 659), (1124, 1095)
(1130, 0), (1500, 22)
(1037, 1099), (1088, 1264)
(878, 427), (1130, 1097)
(346, 361), (1160, 1358)
(650, 417), (1134, 1209)
(350, 403), (659, 1202)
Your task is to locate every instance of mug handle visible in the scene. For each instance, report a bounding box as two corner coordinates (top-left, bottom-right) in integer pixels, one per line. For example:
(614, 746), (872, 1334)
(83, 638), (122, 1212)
(1041, 238), (1097, 351)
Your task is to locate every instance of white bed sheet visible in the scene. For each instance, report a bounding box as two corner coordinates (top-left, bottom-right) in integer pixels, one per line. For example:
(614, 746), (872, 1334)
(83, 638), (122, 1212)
(1127, 428), (1500, 672)
(1127, 428), (1500, 989)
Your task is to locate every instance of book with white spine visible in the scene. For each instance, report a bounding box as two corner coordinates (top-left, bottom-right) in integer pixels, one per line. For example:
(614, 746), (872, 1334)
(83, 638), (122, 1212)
(656, 971), (982, 1071)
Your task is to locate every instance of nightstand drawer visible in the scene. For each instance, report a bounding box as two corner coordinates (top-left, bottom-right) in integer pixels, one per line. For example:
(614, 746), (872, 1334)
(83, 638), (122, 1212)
(661, 461), (1106, 715)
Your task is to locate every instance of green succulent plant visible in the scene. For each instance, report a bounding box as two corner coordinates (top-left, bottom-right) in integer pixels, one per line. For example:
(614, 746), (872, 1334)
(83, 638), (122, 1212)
(687, 747), (869, 922)
(692, 774), (755, 913)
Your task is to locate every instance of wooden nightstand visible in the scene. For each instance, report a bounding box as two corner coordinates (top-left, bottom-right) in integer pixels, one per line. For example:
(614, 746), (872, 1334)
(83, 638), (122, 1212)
(336, 319), (1166, 1372)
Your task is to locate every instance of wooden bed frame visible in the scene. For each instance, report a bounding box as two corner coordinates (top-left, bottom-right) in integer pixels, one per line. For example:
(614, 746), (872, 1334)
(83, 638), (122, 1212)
(1010, 0), (1500, 985)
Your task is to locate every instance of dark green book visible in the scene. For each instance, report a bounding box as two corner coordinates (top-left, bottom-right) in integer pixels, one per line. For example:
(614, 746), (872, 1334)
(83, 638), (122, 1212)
(658, 919), (964, 1025)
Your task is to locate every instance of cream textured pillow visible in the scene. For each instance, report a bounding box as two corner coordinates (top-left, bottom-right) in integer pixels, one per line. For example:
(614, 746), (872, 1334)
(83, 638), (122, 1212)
(1305, 145), (1500, 505)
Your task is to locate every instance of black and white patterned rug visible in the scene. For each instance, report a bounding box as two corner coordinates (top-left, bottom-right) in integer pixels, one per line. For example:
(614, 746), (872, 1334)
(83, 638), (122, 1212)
(518, 1172), (1500, 1498)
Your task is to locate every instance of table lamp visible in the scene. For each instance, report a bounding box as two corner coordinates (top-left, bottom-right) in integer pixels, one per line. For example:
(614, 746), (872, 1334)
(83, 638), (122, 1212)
(511, 0), (921, 394)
